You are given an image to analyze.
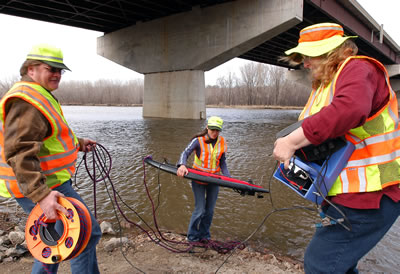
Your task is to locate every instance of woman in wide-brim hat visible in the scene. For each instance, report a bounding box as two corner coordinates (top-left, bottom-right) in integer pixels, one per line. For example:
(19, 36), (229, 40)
(274, 22), (400, 273)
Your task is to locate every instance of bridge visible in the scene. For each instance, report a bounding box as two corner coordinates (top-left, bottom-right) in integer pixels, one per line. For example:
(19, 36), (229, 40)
(1, 0), (399, 119)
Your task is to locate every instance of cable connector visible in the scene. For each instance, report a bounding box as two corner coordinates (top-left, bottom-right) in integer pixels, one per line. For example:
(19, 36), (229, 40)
(315, 218), (337, 228)
(315, 206), (344, 228)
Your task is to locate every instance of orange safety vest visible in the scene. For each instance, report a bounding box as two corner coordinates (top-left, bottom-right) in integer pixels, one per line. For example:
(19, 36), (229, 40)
(300, 56), (400, 195)
(0, 82), (79, 198)
(192, 135), (227, 175)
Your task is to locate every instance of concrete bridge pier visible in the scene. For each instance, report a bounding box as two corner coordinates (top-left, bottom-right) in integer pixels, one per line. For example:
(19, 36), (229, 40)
(143, 70), (205, 119)
(387, 64), (400, 93)
(97, 0), (303, 119)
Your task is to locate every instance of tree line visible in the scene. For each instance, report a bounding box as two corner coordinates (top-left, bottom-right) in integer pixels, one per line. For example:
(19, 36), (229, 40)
(207, 63), (309, 107)
(0, 63), (310, 107)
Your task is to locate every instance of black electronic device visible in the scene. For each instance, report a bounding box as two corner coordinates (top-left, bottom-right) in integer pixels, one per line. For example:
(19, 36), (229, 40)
(274, 120), (355, 204)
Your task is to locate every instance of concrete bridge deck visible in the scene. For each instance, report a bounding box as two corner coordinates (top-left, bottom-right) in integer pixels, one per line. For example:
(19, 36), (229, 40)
(1, 0), (399, 118)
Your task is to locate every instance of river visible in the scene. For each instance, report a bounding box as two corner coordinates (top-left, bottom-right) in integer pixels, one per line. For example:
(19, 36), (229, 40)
(0, 106), (398, 273)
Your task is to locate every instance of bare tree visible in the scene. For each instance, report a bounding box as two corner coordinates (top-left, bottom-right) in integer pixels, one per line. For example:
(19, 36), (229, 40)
(0, 64), (309, 108)
(0, 75), (19, 96)
(54, 79), (144, 105)
(216, 71), (238, 105)
(265, 65), (286, 105)
(240, 63), (257, 105)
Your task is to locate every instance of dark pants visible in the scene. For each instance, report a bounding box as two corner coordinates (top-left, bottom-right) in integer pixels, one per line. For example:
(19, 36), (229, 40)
(187, 181), (219, 241)
(304, 196), (400, 273)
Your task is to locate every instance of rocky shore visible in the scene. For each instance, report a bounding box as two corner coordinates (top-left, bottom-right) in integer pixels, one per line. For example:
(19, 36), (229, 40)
(0, 212), (304, 273)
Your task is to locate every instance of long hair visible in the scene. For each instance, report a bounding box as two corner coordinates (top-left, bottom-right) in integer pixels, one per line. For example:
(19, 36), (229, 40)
(190, 128), (215, 144)
(191, 128), (207, 140)
(281, 39), (358, 89)
(310, 40), (358, 89)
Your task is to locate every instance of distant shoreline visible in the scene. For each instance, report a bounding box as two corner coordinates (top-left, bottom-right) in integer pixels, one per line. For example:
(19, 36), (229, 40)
(61, 103), (303, 110)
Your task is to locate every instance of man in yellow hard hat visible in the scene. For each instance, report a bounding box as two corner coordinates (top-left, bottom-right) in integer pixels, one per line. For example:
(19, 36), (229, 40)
(274, 23), (400, 273)
(0, 44), (101, 273)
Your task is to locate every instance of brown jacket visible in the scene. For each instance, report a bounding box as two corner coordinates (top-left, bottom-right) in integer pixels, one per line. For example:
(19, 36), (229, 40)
(3, 78), (84, 203)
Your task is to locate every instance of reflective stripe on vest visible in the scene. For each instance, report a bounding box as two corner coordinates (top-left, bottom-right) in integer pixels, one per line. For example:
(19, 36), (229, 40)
(299, 82), (334, 120)
(193, 136), (227, 174)
(0, 82), (79, 198)
(299, 56), (400, 195)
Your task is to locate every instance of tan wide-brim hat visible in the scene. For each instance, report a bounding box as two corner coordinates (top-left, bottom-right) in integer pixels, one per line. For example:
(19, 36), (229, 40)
(285, 23), (357, 57)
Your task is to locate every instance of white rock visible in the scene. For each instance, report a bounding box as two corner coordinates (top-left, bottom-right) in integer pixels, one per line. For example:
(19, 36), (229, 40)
(103, 237), (130, 252)
(3, 256), (13, 262)
(8, 231), (25, 245)
(4, 244), (28, 258)
(0, 235), (11, 246)
(100, 221), (116, 235)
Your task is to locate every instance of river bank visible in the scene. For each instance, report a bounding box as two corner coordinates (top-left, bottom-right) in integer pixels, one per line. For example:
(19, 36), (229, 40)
(0, 212), (303, 273)
(1, 106), (397, 273)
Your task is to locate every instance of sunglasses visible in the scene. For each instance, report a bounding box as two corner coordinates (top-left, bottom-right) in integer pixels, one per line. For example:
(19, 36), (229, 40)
(43, 65), (65, 75)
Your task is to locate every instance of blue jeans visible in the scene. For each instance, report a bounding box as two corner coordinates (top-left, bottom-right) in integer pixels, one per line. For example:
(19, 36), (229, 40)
(16, 180), (101, 274)
(304, 196), (400, 274)
(187, 181), (219, 241)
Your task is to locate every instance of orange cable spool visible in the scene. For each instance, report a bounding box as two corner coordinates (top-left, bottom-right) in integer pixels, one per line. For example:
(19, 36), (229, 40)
(25, 197), (92, 264)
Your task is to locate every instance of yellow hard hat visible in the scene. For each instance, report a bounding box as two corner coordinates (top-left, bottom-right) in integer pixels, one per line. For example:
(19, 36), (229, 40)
(27, 43), (71, 71)
(285, 23), (357, 57)
(207, 116), (223, 131)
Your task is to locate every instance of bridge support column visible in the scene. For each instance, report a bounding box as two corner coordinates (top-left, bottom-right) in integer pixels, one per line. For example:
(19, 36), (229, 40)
(97, 0), (303, 119)
(285, 69), (311, 88)
(387, 64), (400, 93)
(143, 70), (206, 119)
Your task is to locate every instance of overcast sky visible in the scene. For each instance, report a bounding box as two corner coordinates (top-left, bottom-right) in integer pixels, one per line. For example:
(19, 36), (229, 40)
(0, 0), (398, 85)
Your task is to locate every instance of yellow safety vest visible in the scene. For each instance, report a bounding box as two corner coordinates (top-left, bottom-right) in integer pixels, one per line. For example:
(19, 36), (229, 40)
(193, 136), (227, 174)
(0, 82), (79, 198)
(300, 56), (400, 195)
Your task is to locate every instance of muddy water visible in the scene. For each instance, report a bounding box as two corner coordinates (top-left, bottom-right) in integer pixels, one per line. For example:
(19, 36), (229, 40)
(0, 106), (398, 272)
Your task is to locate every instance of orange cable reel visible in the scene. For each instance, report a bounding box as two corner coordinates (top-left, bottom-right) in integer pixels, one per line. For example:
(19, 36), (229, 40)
(25, 197), (92, 264)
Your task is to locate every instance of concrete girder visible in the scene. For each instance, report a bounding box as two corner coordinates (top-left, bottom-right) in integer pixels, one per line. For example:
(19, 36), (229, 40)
(391, 79), (400, 93)
(285, 69), (311, 88)
(387, 64), (400, 77)
(97, 0), (303, 119)
(387, 64), (400, 93)
(97, 0), (303, 73)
